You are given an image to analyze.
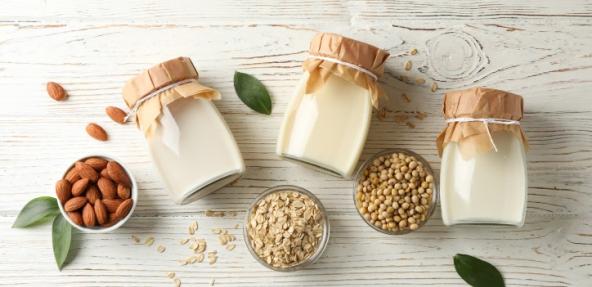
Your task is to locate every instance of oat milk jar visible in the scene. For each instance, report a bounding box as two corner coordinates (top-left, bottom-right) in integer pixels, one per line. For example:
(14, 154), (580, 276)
(276, 33), (390, 178)
(123, 57), (245, 204)
(437, 87), (528, 226)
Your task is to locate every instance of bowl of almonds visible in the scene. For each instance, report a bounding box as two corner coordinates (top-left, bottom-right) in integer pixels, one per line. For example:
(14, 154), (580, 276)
(244, 185), (329, 271)
(55, 154), (137, 233)
(354, 149), (438, 235)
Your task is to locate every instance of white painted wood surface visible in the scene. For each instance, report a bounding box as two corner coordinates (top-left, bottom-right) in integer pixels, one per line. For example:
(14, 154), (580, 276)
(1, 1), (591, 286)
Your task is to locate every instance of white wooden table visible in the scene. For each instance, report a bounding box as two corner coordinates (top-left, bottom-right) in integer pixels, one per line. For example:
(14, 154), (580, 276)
(1, 1), (591, 286)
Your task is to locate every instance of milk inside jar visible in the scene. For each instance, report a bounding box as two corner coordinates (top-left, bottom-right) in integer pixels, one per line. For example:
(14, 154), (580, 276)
(437, 87), (529, 226)
(123, 57), (244, 204)
(277, 32), (389, 178)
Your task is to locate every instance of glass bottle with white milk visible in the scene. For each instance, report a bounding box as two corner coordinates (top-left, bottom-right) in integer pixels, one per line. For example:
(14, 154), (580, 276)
(276, 32), (390, 178)
(436, 87), (529, 226)
(123, 57), (244, 204)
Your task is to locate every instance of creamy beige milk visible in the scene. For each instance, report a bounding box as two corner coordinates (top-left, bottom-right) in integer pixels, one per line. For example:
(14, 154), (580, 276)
(440, 132), (527, 226)
(276, 72), (372, 178)
(147, 97), (244, 204)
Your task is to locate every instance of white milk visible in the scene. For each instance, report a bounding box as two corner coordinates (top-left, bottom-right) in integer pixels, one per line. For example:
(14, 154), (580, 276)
(147, 97), (244, 204)
(276, 72), (372, 178)
(440, 132), (527, 226)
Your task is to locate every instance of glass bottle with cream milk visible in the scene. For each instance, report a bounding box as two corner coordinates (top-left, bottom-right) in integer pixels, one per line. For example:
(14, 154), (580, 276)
(437, 87), (528, 226)
(122, 57), (244, 204)
(276, 32), (390, 178)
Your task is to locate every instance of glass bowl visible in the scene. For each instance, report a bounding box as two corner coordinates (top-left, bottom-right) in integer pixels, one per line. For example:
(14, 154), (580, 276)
(353, 148), (438, 235)
(243, 185), (330, 272)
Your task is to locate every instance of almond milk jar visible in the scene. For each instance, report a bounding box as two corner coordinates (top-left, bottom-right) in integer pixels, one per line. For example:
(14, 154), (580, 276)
(437, 87), (528, 226)
(276, 33), (390, 178)
(123, 57), (245, 204)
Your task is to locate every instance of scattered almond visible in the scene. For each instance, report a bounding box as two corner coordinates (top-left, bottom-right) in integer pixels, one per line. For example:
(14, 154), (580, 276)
(82, 203), (96, 227)
(64, 196), (87, 212)
(71, 178), (90, 196)
(46, 82), (67, 101)
(55, 179), (72, 204)
(85, 157), (108, 171)
(67, 211), (84, 226)
(107, 161), (131, 187)
(105, 106), (127, 124)
(98, 177), (117, 199)
(86, 123), (108, 141)
(75, 162), (99, 182)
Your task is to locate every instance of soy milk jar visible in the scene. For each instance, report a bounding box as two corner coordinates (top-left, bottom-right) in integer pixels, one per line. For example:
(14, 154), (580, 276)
(436, 87), (529, 226)
(123, 57), (244, 204)
(277, 33), (390, 178)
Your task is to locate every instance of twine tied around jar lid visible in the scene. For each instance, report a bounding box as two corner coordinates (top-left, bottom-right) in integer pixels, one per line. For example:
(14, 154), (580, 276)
(436, 87), (529, 159)
(122, 57), (221, 155)
(303, 32), (390, 109)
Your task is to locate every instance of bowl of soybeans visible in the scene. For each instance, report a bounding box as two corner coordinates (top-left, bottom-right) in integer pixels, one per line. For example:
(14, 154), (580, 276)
(353, 149), (438, 235)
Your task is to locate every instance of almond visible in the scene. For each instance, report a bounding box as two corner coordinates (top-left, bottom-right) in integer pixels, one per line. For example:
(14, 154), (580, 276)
(55, 179), (72, 204)
(67, 211), (84, 227)
(107, 161), (131, 187)
(82, 203), (96, 227)
(86, 123), (108, 141)
(64, 196), (87, 212)
(94, 200), (109, 225)
(47, 82), (67, 101)
(86, 185), (101, 204)
(71, 178), (90, 196)
(117, 184), (131, 200)
(98, 177), (117, 199)
(115, 198), (133, 220)
(100, 168), (111, 180)
(103, 199), (122, 213)
(105, 106), (127, 124)
(64, 167), (80, 183)
(84, 157), (108, 171)
(75, 161), (99, 182)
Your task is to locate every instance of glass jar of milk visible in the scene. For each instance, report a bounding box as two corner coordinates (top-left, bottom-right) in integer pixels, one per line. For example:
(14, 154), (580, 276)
(276, 32), (390, 178)
(437, 87), (529, 226)
(123, 57), (245, 204)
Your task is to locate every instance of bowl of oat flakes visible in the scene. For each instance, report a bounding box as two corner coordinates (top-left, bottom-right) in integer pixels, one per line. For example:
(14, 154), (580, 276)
(244, 185), (330, 271)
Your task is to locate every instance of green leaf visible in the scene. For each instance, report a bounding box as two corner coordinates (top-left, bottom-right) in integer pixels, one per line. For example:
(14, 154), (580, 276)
(454, 254), (505, 287)
(12, 196), (60, 228)
(233, 71), (272, 115)
(52, 214), (72, 270)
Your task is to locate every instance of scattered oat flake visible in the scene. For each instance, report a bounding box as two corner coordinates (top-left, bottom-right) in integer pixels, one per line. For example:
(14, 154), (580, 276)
(188, 221), (198, 235)
(415, 77), (426, 85)
(174, 278), (181, 287)
(167, 272), (176, 279)
(195, 253), (205, 263)
(179, 238), (190, 245)
(208, 256), (217, 265)
(144, 236), (155, 246)
(431, 82), (438, 92)
(157, 245), (166, 253)
(410, 48), (418, 55)
(406, 121), (416, 129)
(131, 235), (141, 244)
(178, 259), (189, 266)
(415, 112), (428, 120)
(404, 60), (412, 71)
(401, 93), (411, 103)
(226, 244), (236, 251)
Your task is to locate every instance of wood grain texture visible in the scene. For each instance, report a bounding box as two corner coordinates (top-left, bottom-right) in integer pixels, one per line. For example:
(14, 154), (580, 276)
(1, 1), (591, 286)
